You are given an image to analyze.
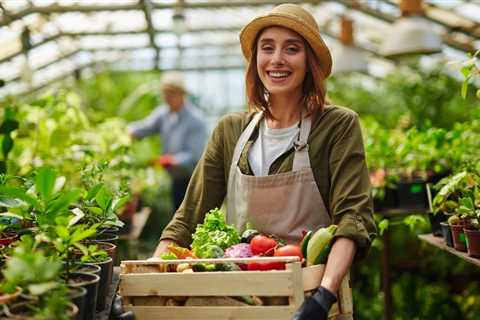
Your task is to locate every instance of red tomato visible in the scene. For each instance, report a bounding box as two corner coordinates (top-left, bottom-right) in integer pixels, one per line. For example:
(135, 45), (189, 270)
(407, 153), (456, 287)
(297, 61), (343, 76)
(247, 261), (285, 271)
(250, 235), (278, 255)
(274, 244), (304, 260)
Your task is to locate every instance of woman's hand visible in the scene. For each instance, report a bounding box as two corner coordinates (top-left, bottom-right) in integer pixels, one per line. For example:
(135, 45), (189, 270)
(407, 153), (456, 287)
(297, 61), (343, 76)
(149, 239), (179, 259)
(291, 286), (337, 320)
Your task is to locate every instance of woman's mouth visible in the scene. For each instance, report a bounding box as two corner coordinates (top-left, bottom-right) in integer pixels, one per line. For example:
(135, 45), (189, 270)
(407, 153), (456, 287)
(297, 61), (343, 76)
(267, 71), (291, 82)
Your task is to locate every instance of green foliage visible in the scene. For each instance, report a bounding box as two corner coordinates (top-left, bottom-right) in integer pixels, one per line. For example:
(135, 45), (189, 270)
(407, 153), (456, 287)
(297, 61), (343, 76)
(74, 70), (161, 122)
(191, 208), (240, 258)
(1, 235), (62, 295)
(329, 64), (479, 130)
(459, 49), (480, 100)
(433, 170), (480, 218)
(0, 107), (19, 174)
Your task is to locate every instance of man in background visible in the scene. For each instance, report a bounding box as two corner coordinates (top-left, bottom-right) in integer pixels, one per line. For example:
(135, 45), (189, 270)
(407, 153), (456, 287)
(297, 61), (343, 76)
(128, 72), (207, 211)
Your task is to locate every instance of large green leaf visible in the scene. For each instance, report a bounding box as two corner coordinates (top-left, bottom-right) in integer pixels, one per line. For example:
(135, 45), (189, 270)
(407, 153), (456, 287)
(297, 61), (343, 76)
(46, 189), (82, 216)
(0, 160), (5, 174)
(0, 196), (23, 208)
(86, 183), (104, 201)
(71, 227), (97, 243)
(35, 167), (57, 201)
(95, 186), (112, 212)
(2, 134), (13, 159)
(28, 282), (59, 295)
(113, 195), (131, 212)
(0, 119), (19, 134)
(0, 186), (40, 209)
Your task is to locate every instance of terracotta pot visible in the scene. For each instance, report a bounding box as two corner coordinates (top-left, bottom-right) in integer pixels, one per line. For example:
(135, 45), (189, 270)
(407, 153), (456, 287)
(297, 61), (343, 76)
(0, 286), (22, 305)
(440, 222), (454, 247)
(464, 228), (480, 258)
(0, 232), (18, 246)
(449, 223), (467, 252)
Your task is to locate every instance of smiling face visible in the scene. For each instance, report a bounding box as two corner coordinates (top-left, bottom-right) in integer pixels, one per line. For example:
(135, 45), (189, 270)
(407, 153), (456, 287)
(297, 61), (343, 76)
(256, 26), (307, 98)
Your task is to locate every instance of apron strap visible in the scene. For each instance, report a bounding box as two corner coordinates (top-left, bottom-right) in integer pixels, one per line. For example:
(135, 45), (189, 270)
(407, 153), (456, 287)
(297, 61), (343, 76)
(292, 115), (312, 171)
(230, 111), (264, 168)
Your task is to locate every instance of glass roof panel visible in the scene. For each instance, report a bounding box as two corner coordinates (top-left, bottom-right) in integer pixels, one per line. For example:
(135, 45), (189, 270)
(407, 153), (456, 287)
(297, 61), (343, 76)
(0, 0), (479, 100)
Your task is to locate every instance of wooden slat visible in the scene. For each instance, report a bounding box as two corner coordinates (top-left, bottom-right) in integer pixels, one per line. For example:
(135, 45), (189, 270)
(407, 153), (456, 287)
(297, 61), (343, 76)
(125, 306), (295, 320)
(338, 272), (353, 314)
(286, 262), (304, 308)
(120, 271), (294, 296)
(418, 233), (480, 268)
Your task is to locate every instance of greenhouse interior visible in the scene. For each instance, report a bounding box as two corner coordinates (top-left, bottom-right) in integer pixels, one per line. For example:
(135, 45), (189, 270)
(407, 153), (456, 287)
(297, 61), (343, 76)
(0, 0), (480, 319)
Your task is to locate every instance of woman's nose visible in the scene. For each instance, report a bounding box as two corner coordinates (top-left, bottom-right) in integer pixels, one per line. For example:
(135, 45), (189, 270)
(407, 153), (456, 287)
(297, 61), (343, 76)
(271, 49), (285, 65)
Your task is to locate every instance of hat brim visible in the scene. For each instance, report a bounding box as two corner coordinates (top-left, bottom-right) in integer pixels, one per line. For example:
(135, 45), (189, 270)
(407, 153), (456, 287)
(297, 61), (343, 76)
(240, 14), (332, 77)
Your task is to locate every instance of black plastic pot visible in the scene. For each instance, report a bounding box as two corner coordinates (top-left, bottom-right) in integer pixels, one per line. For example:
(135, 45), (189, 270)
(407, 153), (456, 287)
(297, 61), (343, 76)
(373, 187), (398, 211)
(74, 263), (102, 277)
(68, 286), (87, 320)
(68, 272), (100, 320)
(397, 180), (428, 210)
(88, 233), (119, 247)
(86, 256), (113, 312)
(440, 222), (454, 247)
(429, 212), (447, 237)
(98, 226), (120, 236)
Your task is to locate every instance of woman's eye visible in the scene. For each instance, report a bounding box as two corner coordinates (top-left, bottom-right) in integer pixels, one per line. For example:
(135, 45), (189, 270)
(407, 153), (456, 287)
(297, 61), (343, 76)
(261, 46), (274, 52)
(285, 46), (299, 53)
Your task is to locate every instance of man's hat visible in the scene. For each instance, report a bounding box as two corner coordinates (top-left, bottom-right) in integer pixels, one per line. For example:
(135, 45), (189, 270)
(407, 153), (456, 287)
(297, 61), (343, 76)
(160, 72), (186, 94)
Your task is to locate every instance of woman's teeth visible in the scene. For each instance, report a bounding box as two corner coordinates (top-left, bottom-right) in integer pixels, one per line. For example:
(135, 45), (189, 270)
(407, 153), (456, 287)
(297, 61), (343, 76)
(269, 71), (290, 78)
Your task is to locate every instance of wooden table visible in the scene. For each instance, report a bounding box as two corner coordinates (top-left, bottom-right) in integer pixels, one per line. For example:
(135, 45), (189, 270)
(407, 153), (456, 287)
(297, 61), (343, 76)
(418, 233), (480, 268)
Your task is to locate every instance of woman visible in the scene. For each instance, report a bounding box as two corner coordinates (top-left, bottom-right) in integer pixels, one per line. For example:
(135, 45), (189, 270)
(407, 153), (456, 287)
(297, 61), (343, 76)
(153, 4), (376, 319)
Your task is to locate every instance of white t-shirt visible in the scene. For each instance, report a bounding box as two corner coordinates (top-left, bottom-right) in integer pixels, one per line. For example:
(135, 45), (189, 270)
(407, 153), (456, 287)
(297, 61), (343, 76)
(248, 119), (300, 176)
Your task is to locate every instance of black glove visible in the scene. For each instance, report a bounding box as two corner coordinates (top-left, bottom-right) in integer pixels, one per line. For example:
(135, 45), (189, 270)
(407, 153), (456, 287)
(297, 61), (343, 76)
(291, 286), (337, 320)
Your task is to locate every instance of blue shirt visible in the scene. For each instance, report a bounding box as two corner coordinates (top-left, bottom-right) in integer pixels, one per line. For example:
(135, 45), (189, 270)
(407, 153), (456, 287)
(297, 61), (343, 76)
(129, 101), (207, 178)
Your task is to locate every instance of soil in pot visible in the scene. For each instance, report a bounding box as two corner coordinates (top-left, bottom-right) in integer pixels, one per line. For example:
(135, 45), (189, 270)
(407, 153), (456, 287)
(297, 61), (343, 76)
(440, 222), (454, 247)
(450, 223), (467, 252)
(0, 232), (18, 246)
(5, 301), (78, 319)
(68, 272), (99, 320)
(73, 263), (102, 277)
(464, 228), (480, 258)
(87, 233), (119, 247)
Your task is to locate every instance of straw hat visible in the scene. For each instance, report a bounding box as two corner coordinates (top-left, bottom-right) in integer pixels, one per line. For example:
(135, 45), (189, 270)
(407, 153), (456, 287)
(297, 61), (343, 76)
(239, 3), (332, 77)
(160, 72), (186, 94)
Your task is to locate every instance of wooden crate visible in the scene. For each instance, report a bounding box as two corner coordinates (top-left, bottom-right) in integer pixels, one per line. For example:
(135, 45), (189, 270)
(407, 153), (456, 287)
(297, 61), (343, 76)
(120, 257), (353, 320)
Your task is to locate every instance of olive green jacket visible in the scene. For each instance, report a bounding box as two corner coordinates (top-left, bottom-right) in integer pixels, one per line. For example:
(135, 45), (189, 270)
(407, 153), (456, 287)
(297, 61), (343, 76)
(161, 105), (377, 260)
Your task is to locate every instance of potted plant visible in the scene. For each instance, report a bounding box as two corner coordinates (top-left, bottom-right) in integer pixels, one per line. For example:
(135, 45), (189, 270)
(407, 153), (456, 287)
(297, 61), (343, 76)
(447, 214), (467, 252)
(0, 236), (75, 319)
(76, 244), (112, 312)
(432, 170), (480, 246)
(457, 191), (480, 257)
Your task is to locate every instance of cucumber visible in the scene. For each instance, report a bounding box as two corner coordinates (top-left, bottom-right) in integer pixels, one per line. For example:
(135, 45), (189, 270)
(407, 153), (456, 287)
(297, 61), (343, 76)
(306, 225), (338, 267)
(300, 230), (313, 259)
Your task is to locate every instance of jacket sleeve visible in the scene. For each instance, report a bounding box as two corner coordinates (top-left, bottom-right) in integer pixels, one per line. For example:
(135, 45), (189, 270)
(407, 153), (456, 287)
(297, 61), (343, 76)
(128, 107), (165, 138)
(160, 116), (228, 247)
(328, 111), (377, 261)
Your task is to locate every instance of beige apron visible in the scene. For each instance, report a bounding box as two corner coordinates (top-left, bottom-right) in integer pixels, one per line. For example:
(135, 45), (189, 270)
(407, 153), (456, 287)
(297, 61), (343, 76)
(227, 111), (331, 244)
